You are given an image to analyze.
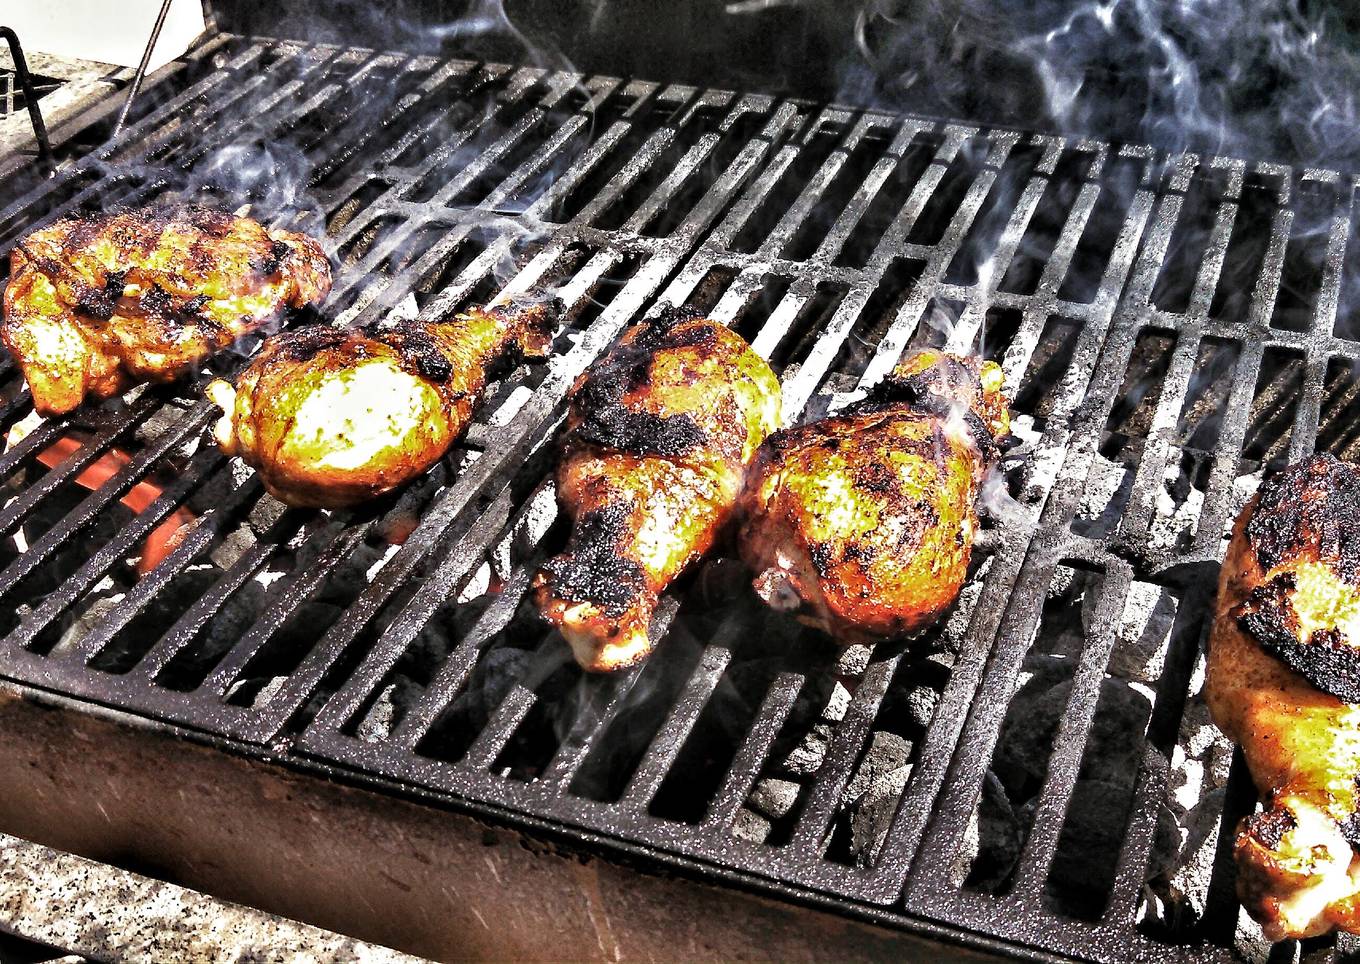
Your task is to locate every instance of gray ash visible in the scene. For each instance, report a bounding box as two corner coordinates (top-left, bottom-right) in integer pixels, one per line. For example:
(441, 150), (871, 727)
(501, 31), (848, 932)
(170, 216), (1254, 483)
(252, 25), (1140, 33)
(738, 549), (993, 864)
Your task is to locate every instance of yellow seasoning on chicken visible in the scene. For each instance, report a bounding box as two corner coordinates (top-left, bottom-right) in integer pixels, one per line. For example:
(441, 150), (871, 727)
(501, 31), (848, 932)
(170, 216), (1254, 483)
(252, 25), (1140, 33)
(533, 306), (782, 673)
(2, 206), (331, 416)
(737, 350), (1011, 644)
(208, 300), (557, 509)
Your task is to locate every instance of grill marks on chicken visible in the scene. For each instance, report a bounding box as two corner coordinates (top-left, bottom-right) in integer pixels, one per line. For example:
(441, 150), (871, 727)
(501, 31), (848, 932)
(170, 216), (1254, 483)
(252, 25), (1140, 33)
(534, 308), (781, 673)
(2, 207), (331, 415)
(1235, 457), (1360, 702)
(738, 351), (1009, 644)
(1207, 454), (1360, 940)
(207, 300), (557, 509)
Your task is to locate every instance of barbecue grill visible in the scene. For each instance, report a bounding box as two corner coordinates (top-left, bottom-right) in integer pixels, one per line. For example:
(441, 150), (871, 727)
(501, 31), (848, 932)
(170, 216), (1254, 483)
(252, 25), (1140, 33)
(1, 18), (1358, 964)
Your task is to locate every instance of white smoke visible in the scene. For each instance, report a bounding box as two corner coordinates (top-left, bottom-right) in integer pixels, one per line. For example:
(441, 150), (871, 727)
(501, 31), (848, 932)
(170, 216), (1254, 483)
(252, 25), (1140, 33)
(844, 0), (1360, 172)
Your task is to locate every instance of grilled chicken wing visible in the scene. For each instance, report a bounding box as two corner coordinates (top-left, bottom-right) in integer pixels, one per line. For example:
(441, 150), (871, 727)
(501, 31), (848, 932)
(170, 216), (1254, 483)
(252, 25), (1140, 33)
(2, 206), (330, 415)
(533, 307), (781, 672)
(207, 300), (557, 509)
(737, 350), (1009, 643)
(1207, 454), (1360, 941)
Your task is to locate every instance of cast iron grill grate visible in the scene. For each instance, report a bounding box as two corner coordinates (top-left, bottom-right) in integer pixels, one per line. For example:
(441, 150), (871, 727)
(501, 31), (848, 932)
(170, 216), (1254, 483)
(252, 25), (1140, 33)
(1, 32), (1358, 962)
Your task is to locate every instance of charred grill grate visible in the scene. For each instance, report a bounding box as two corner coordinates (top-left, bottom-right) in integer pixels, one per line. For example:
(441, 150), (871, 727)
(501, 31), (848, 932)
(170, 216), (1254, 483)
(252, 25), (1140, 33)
(1, 33), (1359, 962)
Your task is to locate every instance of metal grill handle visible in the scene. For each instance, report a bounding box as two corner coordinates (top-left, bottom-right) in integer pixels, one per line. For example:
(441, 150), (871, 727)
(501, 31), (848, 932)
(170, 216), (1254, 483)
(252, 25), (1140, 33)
(0, 26), (53, 173)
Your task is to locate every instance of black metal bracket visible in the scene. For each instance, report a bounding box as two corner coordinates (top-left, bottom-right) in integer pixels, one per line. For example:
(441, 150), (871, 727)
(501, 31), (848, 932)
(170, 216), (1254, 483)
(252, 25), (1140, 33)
(111, 0), (176, 140)
(0, 26), (54, 173)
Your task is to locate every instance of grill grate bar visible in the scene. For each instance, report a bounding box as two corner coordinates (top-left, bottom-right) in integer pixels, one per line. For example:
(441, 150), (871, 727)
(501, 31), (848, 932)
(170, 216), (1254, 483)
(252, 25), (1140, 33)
(426, 106), (558, 207)
(355, 61), (500, 176)
(389, 559), (542, 747)
(0, 402), (156, 544)
(0, 401), (167, 592)
(318, 80), (663, 321)
(1118, 196), (1239, 552)
(619, 130), (724, 235)
(857, 131), (1021, 388)
(293, 56), (438, 166)
(1188, 345), (1267, 556)
(327, 216), (474, 327)
(749, 137), (1009, 414)
(131, 506), (310, 682)
(540, 597), (683, 789)
(701, 672), (804, 830)
(1105, 746), (1172, 927)
(1238, 171), (1294, 325)
(706, 267), (770, 325)
(1007, 560), (1133, 902)
(0, 41), (268, 236)
(302, 69), (556, 248)
(0, 405), (208, 625)
(1288, 195), (1352, 461)
(198, 509), (386, 701)
(708, 142), (800, 251)
(0, 415), (64, 479)
(812, 121), (933, 263)
(334, 220), (484, 327)
(519, 116), (635, 218)
(462, 674), (543, 772)
(0, 387), (31, 437)
(8, 438), (225, 656)
(480, 113), (590, 211)
(943, 166), (1054, 356)
(371, 67), (570, 213)
(64, 473), (262, 665)
(540, 663), (646, 789)
(752, 111), (882, 259)
(306, 57), (465, 186)
(293, 66), (552, 321)
(571, 128), (678, 226)
(620, 642), (734, 808)
(789, 655), (901, 851)
(884, 541), (1043, 885)
(165, 51), (377, 171)
(307, 484), (522, 734)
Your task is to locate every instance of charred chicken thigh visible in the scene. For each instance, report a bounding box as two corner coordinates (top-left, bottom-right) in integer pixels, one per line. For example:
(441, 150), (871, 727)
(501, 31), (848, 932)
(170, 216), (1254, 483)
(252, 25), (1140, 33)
(737, 350), (1009, 643)
(208, 300), (557, 509)
(2, 206), (330, 415)
(1207, 454), (1360, 940)
(534, 307), (781, 672)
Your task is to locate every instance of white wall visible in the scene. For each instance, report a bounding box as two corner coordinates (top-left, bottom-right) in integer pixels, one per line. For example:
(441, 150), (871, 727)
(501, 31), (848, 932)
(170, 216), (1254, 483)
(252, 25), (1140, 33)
(4, 0), (206, 71)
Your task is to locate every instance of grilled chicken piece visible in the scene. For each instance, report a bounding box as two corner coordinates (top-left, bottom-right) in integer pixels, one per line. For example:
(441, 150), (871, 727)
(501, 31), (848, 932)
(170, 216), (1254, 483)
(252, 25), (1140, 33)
(533, 307), (781, 672)
(207, 300), (558, 509)
(2, 206), (331, 416)
(1207, 454), (1360, 941)
(737, 350), (1009, 643)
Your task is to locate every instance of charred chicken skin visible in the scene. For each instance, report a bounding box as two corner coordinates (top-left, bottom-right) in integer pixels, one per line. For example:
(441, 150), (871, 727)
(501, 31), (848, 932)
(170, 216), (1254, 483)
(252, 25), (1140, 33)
(1207, 454), (1360, 941)
(737, 350), (1009, 643)
(533, 307), (782, 673)
(207, 300), (558, 509)
(2, 206), (331, 416)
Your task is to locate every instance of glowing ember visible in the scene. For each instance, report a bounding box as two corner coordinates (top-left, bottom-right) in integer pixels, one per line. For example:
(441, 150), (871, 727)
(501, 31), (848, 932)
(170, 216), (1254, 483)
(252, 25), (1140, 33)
(5, 414), (196, 575)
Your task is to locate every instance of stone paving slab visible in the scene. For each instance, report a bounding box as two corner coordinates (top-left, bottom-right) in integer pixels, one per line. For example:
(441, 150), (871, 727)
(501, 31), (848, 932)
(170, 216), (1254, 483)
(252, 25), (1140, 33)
(0, 833), (422, 964)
